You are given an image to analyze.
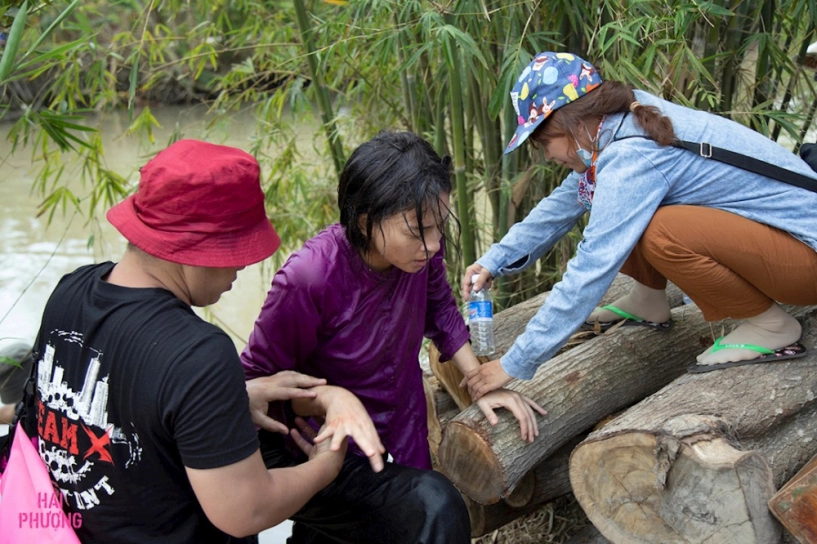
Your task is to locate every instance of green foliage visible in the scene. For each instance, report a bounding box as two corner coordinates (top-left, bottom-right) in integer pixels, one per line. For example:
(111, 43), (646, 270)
(0, 0), (29, 82)
(0, 356), (23, 369)
(2, 0), (817, 309)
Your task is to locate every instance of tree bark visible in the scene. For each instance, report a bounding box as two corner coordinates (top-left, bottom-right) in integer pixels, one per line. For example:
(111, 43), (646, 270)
(430, 275), (687, 410)
(437, 301), (716, 504)
(465, 434), (582, 536)
(428, 361), (584, 536)
(425, 375), (459, 468)
(569, 308), (817, 544)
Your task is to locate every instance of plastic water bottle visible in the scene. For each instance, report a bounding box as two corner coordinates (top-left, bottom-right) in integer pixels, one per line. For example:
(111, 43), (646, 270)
(468, 274), (496, 356)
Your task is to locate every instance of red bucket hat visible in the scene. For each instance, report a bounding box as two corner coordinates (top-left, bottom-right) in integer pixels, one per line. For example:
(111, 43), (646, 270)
(107, 139), (281, 267)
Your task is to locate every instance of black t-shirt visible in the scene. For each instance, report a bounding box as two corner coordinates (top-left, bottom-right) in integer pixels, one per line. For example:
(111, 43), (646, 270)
(34, 262), (259, 543)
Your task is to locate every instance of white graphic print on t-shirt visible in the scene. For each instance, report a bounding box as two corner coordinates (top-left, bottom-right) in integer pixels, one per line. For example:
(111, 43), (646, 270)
(36, 329), (141, 511)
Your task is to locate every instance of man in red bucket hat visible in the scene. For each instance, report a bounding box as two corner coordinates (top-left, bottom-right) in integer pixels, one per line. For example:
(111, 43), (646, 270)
(29, 140), (361, 543)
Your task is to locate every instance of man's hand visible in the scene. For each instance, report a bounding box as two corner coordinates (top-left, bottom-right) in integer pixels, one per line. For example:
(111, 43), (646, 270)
(313, 388), (385, 473)
(0, 404), (16, 425)
(462, 359), (512, 400)
(461, 263), (493, 301)
(246, 371), (327, 433)
(474, 389), (546, 442)
(291, 417), (346, 477)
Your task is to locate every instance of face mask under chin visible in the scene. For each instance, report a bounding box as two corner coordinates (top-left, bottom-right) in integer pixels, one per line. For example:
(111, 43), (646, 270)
(576, 143), (593, 168)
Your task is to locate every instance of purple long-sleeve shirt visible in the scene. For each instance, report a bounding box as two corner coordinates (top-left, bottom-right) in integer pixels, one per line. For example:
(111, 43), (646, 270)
(241, 224), (469, 469)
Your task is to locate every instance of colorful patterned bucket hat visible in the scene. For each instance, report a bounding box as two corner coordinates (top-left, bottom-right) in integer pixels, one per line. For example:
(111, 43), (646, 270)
(505, 52), (603, 154)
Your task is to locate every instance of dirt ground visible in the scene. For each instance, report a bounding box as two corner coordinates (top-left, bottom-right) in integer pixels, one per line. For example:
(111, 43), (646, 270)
(474, 495), (802, 544)
(472, 496), (592, 544)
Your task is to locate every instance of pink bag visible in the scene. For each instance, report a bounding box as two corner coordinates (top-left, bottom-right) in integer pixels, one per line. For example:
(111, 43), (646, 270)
(0, 422), (81, 544)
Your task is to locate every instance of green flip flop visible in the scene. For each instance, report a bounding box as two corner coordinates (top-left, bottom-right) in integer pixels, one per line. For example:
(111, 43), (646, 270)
(688, 336), (808, 374)
(580, 304), (673, 333)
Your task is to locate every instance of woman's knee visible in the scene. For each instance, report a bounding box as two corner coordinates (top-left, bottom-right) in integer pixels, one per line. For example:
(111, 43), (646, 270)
(411, 471), (470, 541)
(414, 471), (465, 511)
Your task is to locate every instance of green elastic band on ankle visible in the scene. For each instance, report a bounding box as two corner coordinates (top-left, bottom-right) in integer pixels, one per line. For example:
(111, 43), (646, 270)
(710, 337), (775, 355)
(601, 305), (644, 322)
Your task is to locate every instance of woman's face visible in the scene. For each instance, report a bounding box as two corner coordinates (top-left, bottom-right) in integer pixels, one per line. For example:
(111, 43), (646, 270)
(538, 134), (588, 173)
(364, 193), (450, 273)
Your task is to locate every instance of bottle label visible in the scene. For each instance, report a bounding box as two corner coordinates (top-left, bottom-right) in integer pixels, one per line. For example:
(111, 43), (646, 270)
(468, 300), (493, 320)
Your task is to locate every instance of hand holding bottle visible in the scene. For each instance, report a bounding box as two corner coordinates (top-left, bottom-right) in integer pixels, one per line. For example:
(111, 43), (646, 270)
(461, 263), (493, 300)
(468, 273), (495, 357)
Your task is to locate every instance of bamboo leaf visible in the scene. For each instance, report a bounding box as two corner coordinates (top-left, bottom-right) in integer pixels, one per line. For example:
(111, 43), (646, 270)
(13, 39), (87, 73)
(699, 1), (735, 17)
(128, 55), (140, 112)
(0, 356), (23, 370)
(21, 0), (81, 61)
(0, 0), (29, 82)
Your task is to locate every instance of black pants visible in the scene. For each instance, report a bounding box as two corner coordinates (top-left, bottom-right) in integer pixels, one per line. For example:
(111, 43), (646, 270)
(259, 431), (470, 544)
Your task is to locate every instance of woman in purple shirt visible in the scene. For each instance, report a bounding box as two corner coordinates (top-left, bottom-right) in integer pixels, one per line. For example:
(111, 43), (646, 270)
(241, 131), (544, 544)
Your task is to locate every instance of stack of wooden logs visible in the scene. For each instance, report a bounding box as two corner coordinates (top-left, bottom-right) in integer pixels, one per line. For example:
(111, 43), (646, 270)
(425, 274), (817, 543)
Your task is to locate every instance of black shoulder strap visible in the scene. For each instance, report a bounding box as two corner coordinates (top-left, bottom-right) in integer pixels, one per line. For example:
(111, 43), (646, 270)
(0, 348), (38, 461)
(14, 348), (39, 434)
(673, 140), (817, 194)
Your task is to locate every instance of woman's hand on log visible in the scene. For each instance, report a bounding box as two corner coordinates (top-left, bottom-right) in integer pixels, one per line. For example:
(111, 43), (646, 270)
(474, 389), (546, 442)
(461, 263), (493, 300)
(463, 359), (512, 400)
(314, 387), (386, 473)
(246, 371), (327, 433)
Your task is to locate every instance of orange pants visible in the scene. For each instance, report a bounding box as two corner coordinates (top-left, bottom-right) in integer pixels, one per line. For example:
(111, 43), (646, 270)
(621, 206), (817, 320)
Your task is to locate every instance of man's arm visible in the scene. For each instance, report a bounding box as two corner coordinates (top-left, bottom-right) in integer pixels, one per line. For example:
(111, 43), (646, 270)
(188, 383), (385, 537)
(186, 422), (344, 538)
(245, 376), (385, 471)
(246, 371), (327, 432)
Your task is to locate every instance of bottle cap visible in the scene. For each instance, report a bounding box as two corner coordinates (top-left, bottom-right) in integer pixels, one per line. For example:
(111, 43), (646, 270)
(471, 274), (480, 285)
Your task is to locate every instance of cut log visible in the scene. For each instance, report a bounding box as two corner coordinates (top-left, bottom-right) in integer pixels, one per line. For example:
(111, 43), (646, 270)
(427, 365), (591, 537)
(569, 307), (817, 544)
(430, 275), (687, 410)
(424, 377), (442, 467)
(769, 452), (817, 543)
(437, 301), (716, 504)
(428, 345), (480, 410)
(424, 375), (459, 468)
(465, 434), (583, 536)
(465, 416), (631, 536)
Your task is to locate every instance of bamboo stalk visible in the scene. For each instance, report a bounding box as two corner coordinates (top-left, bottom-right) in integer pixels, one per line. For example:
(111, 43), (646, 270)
(750, 0), (776, 132)
(772, 23), (816, 142)
(444, 30), (476, 266)
(394, 11), (419, 133)
(417, 51), (436, 136)
(696, 5), (722, 109)
(720, 0), (754, 116)
(496, 13), (521, 306)
(797, 84), (817, 146)
(434, 82), (449, 158)
(292, 0), (345, 178)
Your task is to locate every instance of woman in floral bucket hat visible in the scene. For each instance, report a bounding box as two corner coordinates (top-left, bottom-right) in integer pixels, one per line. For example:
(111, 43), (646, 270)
(461, 52), (817, 395)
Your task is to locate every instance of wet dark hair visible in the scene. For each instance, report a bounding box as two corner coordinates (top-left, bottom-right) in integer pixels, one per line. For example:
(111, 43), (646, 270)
(530, 80), (676, 156)
(338, 131), (458, 258)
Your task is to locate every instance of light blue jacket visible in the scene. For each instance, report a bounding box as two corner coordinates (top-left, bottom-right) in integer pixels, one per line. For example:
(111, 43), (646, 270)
(478, 90), (817, 380)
